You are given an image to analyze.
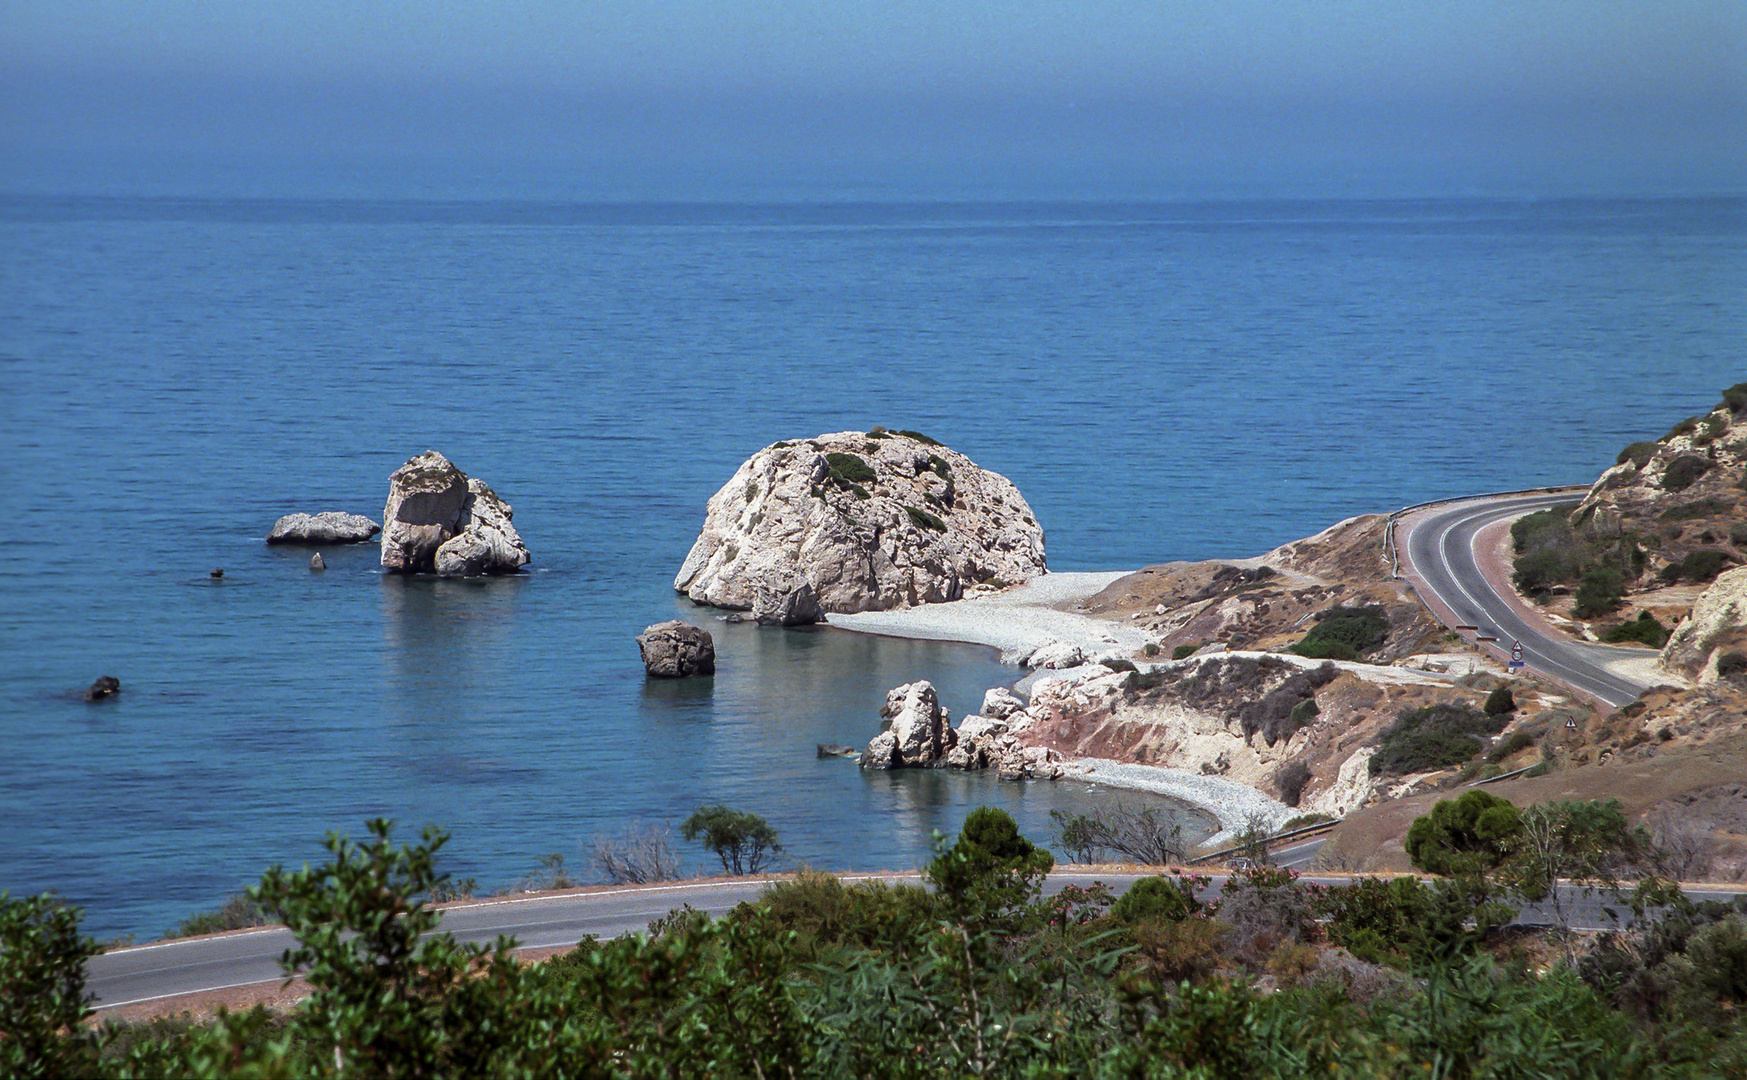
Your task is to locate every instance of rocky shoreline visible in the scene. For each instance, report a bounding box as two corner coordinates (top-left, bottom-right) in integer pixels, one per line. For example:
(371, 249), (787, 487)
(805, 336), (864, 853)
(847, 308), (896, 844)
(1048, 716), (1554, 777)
(832, 571), (1298, 845)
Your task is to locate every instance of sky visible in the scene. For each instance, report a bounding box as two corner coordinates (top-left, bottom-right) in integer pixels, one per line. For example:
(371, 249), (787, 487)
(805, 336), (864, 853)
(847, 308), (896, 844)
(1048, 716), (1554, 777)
(2, 1), (1743, 199)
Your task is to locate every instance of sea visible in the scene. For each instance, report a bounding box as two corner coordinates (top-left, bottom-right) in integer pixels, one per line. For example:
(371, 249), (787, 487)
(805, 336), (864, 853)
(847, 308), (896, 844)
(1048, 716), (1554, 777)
(1, 194), (1742, 940)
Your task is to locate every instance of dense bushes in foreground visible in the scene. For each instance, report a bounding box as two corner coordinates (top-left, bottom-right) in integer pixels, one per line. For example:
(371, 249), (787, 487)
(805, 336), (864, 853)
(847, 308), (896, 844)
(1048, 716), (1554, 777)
(5, 814), (1747, 1078)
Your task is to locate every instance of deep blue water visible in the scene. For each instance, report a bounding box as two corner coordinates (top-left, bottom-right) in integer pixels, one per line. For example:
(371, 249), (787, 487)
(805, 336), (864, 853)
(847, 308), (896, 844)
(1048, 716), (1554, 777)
(1, 195), (1742, 939)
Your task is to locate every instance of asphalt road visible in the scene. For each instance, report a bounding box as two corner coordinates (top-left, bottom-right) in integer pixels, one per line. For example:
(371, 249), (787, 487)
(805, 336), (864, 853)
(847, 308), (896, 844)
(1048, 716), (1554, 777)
(1399, 491), (1650, 708)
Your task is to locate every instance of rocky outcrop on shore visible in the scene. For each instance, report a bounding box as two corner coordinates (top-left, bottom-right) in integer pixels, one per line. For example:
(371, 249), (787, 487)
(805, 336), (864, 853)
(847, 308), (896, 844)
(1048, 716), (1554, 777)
(1660, 567), (1747, 683)
(860, 679), (1063, 779)
(637, 621), (717, 678)
(266, 512), (380, 545)
(1572, 390), (1746, 586)
(674, 429), (1046, 619)
(380, 451), (531, 577)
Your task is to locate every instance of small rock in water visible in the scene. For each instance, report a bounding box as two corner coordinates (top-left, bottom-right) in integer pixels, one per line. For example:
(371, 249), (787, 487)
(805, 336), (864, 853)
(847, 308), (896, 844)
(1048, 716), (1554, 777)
(84, 675), (121, 702)
(210, 568), (224, 579)
(816, 743), (860, 759)
(636, 621), (717, 678)
(310, 552), (326, 571)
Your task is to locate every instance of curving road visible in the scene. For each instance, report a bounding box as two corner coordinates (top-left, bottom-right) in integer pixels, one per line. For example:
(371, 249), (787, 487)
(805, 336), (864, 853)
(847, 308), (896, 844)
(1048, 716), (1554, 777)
(1397, 490), (1651, 708)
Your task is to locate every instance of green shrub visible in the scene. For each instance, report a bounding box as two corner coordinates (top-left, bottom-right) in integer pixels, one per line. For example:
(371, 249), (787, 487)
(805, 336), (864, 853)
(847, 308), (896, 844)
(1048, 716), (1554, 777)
(1371, 703), (1506, 777)
(1237, 661), (1340, 746)
(1602, 611), (1670, 647)
(1288, 605), (1388, 662)
(904, 505), (947, 532)
(1172, 644), (1198, 660)
(1678, 548), (1730, 583)
(823, 452), (877, 488)
(895, 429), (942, 446)
(1143, 642), (1160, 657)
(1662, 415), (1703, 442)
(1512, 547), (1576, 595)
(1275, 759), (1313, 807)
(1616, 441), (1659, 468)
(1486, 729), (1535, 763)
(169, 893), (269, 939)
(1662, 455), (1713, 492)
(1482, 686), (1516, 716)
(865, 427), (892, 439)
(1404, 789), (1523, 877)
(1511, 508), (1573, 554)
(1573, 565), (1626, 618)
(1110, 873), (1208, 924)
(1659, 497), (1732, 521)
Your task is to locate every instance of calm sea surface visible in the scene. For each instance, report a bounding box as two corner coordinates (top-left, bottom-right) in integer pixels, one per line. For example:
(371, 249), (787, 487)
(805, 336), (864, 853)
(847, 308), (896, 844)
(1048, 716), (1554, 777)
(1, 196), (1742, 938)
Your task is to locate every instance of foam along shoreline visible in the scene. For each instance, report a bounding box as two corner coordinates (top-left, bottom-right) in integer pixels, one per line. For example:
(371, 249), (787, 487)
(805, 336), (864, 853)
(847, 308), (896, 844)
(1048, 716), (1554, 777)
(830, 571), (1294, 845)
(827, 571), (1146, 662)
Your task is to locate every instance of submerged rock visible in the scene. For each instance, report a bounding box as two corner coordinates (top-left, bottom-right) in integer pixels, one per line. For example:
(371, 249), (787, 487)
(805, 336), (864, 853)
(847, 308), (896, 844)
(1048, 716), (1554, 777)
(675, 429), (1046, 618)
(266, 512), (380, 546)
(380, 452), (531, 577)
(83, 675), (121, 702)
(637, 621), (717, 678)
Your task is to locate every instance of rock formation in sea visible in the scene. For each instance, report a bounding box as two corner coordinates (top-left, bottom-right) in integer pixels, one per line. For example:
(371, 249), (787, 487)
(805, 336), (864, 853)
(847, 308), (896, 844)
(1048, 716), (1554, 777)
(83, 675), (121, 702)
(636, 621), (717, 678)
(379, 451), (531, 577)
(265, 512), (381, 545)
(674, 429), (1045, 621)
(860, 679), (1063, 779)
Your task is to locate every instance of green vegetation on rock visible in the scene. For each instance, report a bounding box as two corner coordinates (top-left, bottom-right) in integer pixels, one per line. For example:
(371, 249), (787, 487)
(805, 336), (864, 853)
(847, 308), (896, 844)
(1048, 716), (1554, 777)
(1371, 702), (1508, 777)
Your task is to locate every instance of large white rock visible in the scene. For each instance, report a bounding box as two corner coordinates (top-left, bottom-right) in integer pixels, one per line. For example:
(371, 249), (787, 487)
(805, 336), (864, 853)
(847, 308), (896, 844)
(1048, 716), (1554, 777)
(675, 430), (1045, 617)
(380, 452), (531, 577)
(1660, 566), (1747, 682)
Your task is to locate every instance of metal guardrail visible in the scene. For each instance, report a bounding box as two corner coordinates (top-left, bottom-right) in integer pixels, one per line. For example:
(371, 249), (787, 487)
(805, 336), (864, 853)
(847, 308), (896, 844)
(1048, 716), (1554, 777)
(1188, 817), (1341, 865)
(1468, 763), (1540, 787)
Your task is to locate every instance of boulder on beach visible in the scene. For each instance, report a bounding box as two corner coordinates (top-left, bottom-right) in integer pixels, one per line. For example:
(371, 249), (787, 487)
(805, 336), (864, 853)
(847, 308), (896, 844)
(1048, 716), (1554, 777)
(637, 621), (717, 678)
(380, 451), (531, 577)
(266, 512), (380, 546)
(674, 429), (1046, 621)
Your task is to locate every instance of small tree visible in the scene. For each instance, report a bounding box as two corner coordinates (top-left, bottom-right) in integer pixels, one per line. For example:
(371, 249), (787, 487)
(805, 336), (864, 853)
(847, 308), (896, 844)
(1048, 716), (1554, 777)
(1404, 789), (1523, 880)
(591, 821), (682, 884)
(926, 806), (1054, 925)
(1050, 804), (1186, 864)
(1504, 799), (1649, 961)
(252, 818), (526, 1078)
(681, 805), (782, 875)
(0, 892), (102, 1079)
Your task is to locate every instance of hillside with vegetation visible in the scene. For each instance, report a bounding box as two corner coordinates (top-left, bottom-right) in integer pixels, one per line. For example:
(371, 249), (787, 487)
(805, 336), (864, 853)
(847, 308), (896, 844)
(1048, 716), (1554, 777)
(7, 811), (1747, 1078)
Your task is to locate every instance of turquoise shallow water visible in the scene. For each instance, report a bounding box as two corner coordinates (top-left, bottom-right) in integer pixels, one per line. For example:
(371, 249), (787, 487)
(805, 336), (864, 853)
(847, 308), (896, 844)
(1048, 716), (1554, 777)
(1, 195), (1742, 938)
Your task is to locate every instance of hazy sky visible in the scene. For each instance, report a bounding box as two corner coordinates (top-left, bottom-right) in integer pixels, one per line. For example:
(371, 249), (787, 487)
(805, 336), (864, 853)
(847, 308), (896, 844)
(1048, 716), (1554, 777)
(3, 1), (1743, 198)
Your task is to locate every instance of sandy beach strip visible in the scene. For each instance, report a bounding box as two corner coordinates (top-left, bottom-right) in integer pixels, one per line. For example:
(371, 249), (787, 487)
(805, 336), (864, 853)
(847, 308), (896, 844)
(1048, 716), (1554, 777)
(831, 571), (1294, 844)
(828, 571), (1149, 661)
